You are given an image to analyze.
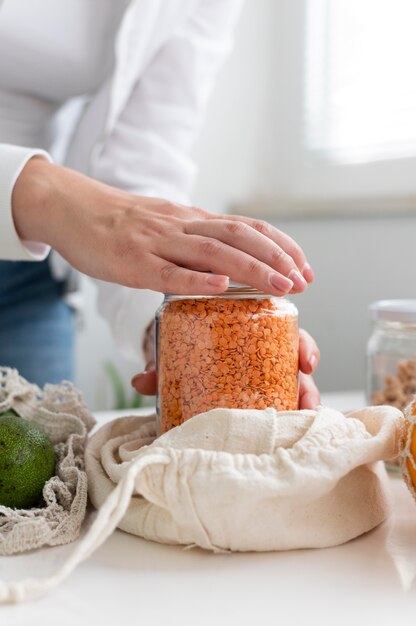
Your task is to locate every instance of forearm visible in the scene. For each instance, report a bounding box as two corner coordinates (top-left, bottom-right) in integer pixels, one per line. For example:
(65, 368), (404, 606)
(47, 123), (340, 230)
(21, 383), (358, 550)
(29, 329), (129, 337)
(12, 156), (56, 245)
(12, 157), (126, 248)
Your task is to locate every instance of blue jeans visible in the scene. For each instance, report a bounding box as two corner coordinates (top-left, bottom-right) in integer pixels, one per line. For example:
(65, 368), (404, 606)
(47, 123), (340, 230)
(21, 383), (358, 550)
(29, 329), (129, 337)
(0, 259), (74, 387)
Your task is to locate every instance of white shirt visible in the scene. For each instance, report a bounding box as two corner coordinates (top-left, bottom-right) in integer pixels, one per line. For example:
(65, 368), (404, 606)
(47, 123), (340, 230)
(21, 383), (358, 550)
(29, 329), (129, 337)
(0, 0), (243, 362)
(0, 0), (128, 147)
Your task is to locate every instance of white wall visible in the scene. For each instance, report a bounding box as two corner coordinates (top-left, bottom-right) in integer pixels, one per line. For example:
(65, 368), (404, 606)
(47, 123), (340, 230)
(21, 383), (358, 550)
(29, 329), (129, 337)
(272, 215), (416, 393)
(75, 0), (416, 406)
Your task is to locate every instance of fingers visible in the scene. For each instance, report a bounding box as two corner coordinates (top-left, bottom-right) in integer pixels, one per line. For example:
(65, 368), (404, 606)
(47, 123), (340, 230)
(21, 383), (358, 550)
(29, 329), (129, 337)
(157, 234), (295, 296)
(109, 199), (314, 296)
(298, 372), (320, 410)
(299, 329), (320, 375)
(131, 368), (157, 396)
(216, 215), (314, 284)
(149, 254), (230, 295)
(184, 220), (308, 292)
(298, 328), (320, 409)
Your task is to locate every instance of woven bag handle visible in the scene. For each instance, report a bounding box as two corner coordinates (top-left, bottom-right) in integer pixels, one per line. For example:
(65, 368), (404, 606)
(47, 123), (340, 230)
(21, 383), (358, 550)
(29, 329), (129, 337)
(0, 452), (168, 604)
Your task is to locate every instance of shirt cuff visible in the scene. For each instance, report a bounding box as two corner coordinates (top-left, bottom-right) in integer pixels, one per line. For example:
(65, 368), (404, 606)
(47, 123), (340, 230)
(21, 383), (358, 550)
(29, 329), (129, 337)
(0, 144), (53, 261)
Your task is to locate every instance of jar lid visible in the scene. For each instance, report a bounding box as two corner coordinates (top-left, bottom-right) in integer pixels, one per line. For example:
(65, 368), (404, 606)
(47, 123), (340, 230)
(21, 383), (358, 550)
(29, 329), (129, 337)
(226, 280), (261, 294)
(226, 281), (290, 297)
(369, 299), (416, 323)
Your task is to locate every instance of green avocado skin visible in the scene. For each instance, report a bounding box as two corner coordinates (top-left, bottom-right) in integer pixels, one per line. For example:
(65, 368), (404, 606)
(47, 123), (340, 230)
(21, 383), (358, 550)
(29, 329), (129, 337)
(0, 413), (56, 509)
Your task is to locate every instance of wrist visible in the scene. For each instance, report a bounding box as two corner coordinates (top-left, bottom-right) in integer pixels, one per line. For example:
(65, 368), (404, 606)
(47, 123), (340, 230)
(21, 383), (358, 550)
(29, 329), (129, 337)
(12, 156), (58, 245)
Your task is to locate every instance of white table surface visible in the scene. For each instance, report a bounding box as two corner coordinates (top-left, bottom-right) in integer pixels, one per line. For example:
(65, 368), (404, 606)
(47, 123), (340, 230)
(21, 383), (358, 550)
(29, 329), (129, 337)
(2, 391), (416, 626)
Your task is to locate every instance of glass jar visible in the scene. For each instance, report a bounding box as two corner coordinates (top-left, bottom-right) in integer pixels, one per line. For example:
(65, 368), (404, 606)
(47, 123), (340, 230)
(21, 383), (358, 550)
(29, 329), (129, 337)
(367, 300), (416, 470)
(155, 285), (299, 434)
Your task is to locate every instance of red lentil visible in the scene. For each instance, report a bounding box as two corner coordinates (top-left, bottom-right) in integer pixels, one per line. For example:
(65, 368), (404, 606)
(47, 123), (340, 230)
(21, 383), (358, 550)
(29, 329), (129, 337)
(156, 295), (299, 433)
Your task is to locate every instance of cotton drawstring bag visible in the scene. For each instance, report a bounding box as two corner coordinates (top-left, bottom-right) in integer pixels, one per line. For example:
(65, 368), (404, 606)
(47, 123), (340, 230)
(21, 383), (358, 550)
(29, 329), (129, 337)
(0, 367), (94, 556)
(0, 401), (404, 604)
(85, 405), (402, 551)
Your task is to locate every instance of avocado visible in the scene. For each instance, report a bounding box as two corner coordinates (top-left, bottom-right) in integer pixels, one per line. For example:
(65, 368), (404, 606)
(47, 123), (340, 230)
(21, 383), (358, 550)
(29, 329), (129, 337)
(0, 412), (55, 509)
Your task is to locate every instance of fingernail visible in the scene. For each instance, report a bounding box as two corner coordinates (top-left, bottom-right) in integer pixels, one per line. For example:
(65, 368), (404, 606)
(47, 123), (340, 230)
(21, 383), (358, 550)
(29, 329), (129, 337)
(207, 275), (229, 288)
(289, 269), (308, 291)
(302, 263), (315, 283)
(270, 273), (294, 293)
(131, 373), (146, 386)
(308, 354), (317, 372)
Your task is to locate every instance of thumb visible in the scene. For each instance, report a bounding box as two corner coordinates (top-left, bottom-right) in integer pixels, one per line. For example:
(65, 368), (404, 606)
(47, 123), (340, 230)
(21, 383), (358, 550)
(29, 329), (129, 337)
(131, 365), (157, 396)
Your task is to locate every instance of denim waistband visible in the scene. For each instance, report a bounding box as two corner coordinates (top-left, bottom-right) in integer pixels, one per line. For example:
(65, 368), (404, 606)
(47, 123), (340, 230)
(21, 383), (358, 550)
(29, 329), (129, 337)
(0, 259), (64, 309)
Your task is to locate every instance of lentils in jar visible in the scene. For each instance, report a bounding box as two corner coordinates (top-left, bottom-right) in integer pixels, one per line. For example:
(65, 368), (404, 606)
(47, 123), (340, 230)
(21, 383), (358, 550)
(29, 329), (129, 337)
(156, 286), (299, 433)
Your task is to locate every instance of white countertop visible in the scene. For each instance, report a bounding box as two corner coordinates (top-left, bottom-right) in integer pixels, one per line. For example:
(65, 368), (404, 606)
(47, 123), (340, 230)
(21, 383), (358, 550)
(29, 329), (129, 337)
(2, 391), (416, 626)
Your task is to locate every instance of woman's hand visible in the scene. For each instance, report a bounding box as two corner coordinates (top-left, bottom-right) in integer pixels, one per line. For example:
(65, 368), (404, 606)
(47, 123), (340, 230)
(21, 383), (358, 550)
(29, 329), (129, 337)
(12, 158), (314, 296)
(131, 328), (320, 410)
(297, 329), (320, 409)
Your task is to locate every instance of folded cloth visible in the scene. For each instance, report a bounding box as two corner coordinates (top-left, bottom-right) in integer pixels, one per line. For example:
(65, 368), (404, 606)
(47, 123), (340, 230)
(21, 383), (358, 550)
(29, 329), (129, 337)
(0, 404), (403, 603)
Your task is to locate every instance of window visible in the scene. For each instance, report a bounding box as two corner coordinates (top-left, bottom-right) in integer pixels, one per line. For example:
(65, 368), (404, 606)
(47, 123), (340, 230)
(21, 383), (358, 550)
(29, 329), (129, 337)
(209, 0), (416, 216)
(257, 0), (416, 215)
(306, 0), (416, 164)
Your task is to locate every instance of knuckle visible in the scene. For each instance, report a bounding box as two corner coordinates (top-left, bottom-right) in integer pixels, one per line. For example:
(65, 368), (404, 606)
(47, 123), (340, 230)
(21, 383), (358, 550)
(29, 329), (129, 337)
(225, 220), (248, 236)
(270, 246), (288, 266)
(246, 258), (262, 275)
(251, 219), (272, 236)
(112, 232), (137, 260)
(285, 238), (305, 265)
(159, 263), (199, 293)
(302, 374), (315, 391)
(309, 376), (319, 393)
(200, 238), (221, 257)
(184, 271), (198, 290)
(108, 237), (142, 271)
(159, 263), (179, 285)
(303, 330), (319, 352)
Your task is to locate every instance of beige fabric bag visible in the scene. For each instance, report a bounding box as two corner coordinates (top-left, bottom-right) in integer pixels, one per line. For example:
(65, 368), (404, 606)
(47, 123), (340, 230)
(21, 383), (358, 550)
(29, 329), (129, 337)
(0, 368), (95, 555)
(86, 405), (402, 551)
(0, 403), (403, 603)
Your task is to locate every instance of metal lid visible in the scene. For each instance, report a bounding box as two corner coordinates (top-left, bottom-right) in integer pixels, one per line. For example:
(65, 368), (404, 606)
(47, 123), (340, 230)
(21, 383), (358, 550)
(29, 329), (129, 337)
(226, 280), (262, 294)
(164, 279), (294, 301)
(369, 299), (416, 323)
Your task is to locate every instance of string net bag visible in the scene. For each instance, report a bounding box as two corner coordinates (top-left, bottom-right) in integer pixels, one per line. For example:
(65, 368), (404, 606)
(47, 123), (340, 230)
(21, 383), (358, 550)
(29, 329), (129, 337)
(0, 367), (94, 556)
(401, 397), (416, 501)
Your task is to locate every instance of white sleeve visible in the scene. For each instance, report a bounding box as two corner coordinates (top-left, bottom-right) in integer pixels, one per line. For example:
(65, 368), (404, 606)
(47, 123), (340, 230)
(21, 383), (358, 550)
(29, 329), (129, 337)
(0, 143), (52, 261)
(93, 0), (243, 362)
(96, 280), (164, 366)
